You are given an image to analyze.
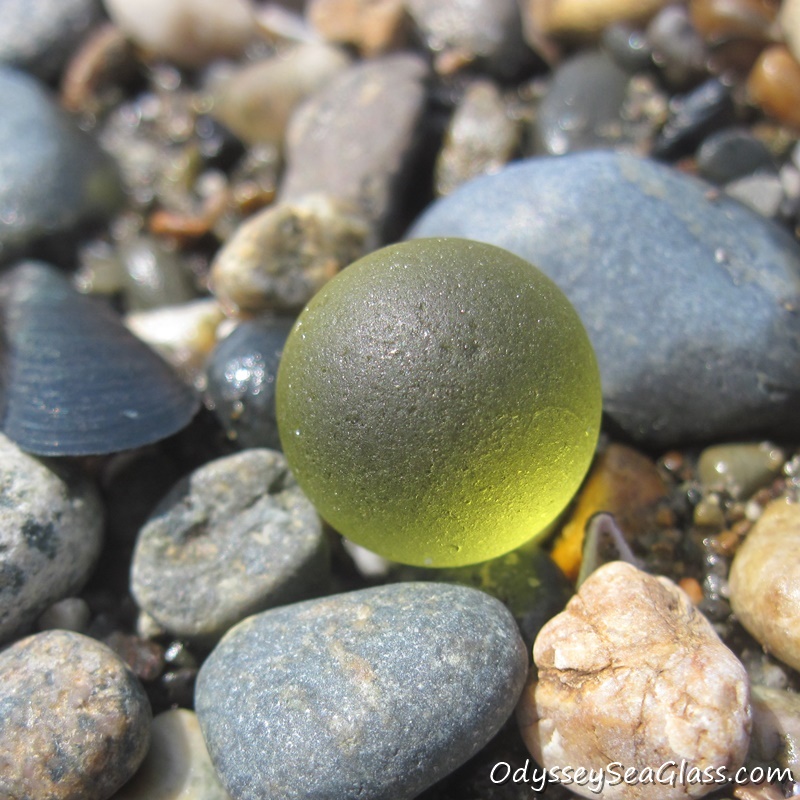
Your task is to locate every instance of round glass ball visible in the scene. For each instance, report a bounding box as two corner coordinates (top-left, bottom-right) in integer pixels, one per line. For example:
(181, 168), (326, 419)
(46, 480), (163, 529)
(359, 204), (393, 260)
(276, 238), (602, 567)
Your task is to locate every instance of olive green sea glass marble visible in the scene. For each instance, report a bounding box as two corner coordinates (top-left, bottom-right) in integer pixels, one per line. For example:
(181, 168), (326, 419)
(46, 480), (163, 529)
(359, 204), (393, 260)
(276, 238), (601, 567)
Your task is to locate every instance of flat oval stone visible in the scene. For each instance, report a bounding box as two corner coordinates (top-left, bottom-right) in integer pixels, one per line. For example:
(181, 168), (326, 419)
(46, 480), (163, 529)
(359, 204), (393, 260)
(0, 432), (103, 644)
(195, 582), (528, 800)
(409, 150), (800, 446)
(0, 630), (151, 800)
(131, 449), (328, 644)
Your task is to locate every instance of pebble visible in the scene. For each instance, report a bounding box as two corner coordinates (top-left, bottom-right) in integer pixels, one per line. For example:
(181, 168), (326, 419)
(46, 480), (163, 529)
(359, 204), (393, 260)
(746, 45), (800, 130)
(517, 562), (751, 800)
(405, 0), (534, 79)
(0, 630), (152, 800)
(781, 0), (800, 64)
(645, 5), (708, 88)
(696, 127), (777, 184)
(113, 709), (231, 800)
(601, 23), (654, 74)
(749, 685), (800, 777)
(532, 49), (630, 155)
(550, 443), (669, 580)
(196, 582), (528, 800)
(729, 498), (800, 671)
(0, 432), (104, 644)
(204, 316), (294, 449)
(102, 0), (256, 68)
(408, 150), (800, 446)
(209, 43), (351, 147)
(210, 193), (368, 315)
(724, 172), (786, 218)
(131, 449), (328, 644)
(0, 0), (102, 81)
(521, 0), (670, 39)
(0, 66), (123, 264)
(307, 0), (409, 57)
(435, 79), (519, 197)
(690, 0), (779, 46)
(279, 53), (431, 243)
(37, 597), (92, 633)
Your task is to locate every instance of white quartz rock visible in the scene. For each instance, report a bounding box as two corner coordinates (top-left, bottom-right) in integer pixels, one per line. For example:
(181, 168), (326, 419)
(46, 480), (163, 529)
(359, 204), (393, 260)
(518, 561), (751, 800)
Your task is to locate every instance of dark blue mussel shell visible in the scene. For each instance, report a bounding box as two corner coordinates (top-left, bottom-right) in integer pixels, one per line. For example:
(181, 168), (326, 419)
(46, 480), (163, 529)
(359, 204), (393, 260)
(0, 261), (199, 456)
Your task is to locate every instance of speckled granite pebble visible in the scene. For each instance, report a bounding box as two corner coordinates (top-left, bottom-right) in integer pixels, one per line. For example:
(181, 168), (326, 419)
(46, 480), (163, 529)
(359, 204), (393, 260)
(409, 150), (800, 446)
(0, 66), (123, 263)
(196, 582), (528, 800)
(132, 449), (328, 644)
(0, 630), (151, 800)
(0, 432), (103, 644)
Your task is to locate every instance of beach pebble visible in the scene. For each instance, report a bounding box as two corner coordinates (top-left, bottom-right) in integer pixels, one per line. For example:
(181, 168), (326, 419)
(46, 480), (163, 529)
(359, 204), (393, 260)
(697, 442), (785, 499)
(749, 685), (800, 778)
(729, 499), (800, 671)
(204, 316), (294, 449)
(307, 0), (409, 56)
(533, 49), (630, 155)
(210, 193), (368, 315)
(0, 0), (102, 81)
(112, 709), (231, 800)
(37, 597), (92, 634)
(0, 432), (103, 644)
(645, 5), (708, 88)
(746, 45), (800, 130)
(435, 80), (519, 197)
(781, 0), (800, 64)
(518, 562), (751, 800)
(196, 582), (528, 800)
(0, 630), (151, 800)
(131, 449), (328, 644)
(102, 0), (255, 68)
(405, 0), (534, 79)
(0, 66), (123, 264)
(409, 150), (800, 446)
(696, 127), (777, 185)
(209, 43), (351, 147)
(279, 53), (431, 243)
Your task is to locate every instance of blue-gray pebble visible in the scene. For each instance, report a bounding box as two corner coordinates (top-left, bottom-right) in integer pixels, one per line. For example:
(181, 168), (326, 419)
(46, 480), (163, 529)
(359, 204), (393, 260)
(0, 66), (123, 263)
(409, 150), (800, 446)
(195, 582), (528, 800)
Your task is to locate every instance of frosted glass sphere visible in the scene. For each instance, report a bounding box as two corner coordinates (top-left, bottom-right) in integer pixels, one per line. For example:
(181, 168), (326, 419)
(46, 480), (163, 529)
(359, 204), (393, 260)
(277, 238), (601, 567)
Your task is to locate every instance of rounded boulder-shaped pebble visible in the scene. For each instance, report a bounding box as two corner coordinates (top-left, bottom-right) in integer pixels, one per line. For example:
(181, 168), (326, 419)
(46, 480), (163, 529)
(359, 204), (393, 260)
(729, 498), (800, 672)
(195, 582), (528, 800)
(0, 432), (103, 644)
(409, 151), (800, 446)
(518, 562), (751, 800)
(276, 237), (601, 567)
(0, 630), (151, 800)
(131, 449), (328, 644)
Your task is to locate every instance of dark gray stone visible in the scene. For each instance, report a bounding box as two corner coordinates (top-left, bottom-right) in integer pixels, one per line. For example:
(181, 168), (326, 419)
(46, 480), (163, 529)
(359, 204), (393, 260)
(408, 150), (800, 446)
(0, 0), (102, 81)
(0, 432), (103, 644)
(533, 50), (630, 155)
(195, 582), (528, 800)
(279, 54), (432, 243)
(131, 449), (328, 644)
(0, 630), (151, 800)
(697, 127), (778, 185)
(0, 66), (123, 264)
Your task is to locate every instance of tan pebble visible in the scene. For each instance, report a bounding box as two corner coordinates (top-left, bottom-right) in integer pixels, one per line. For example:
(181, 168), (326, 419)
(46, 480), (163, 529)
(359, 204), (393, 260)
(780, 0), (800, 63)
(521, 0), (670, 39)
(518, 562), (751, 800)
(210, 193), (368, 315)
(697, 441), (785, 499)
(112, 709), (231, 800)
(679, 576), (704, 604)
(729, 498), (800, 671)
(689, 0), (779, 44)
(307, 0), (409, 56)
(210, 43), (351, 147)
(102, 0), (256, 68)
(747, 45), (800, 129)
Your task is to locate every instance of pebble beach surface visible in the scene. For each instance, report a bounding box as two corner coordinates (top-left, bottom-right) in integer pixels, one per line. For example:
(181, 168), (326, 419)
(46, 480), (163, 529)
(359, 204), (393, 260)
(0, 1), (799, 800)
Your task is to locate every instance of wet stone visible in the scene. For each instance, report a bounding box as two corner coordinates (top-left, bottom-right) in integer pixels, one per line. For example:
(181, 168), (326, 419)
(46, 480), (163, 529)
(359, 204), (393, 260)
(113, 709), (231, 800)
(601, 23), (654, 74)
(204, 316), (294, 449)
(0, 630), (152, 800)
(195, 582), (528, 800)
(409, 150), (800, 447)
(37, 597), (92, 634)
(645, 5), (708, 88)
(724, 173), (786, 219)
(729, 498), (800, 672)
(0, 0), (102, 81)
(781, 0), (800, 64)
(521, 0), (670, 39)
(532, 49), (630, 155)
(307, 0), (408, 57)
(749, 685), (800, 778)
(746, 45), (800, 131)
(696, 127), (777, 184)
(0, 432), (103, 644)
(131, 448), (328, 644)
(0, 66), (123, 264)
(279, 53), (432, 243)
